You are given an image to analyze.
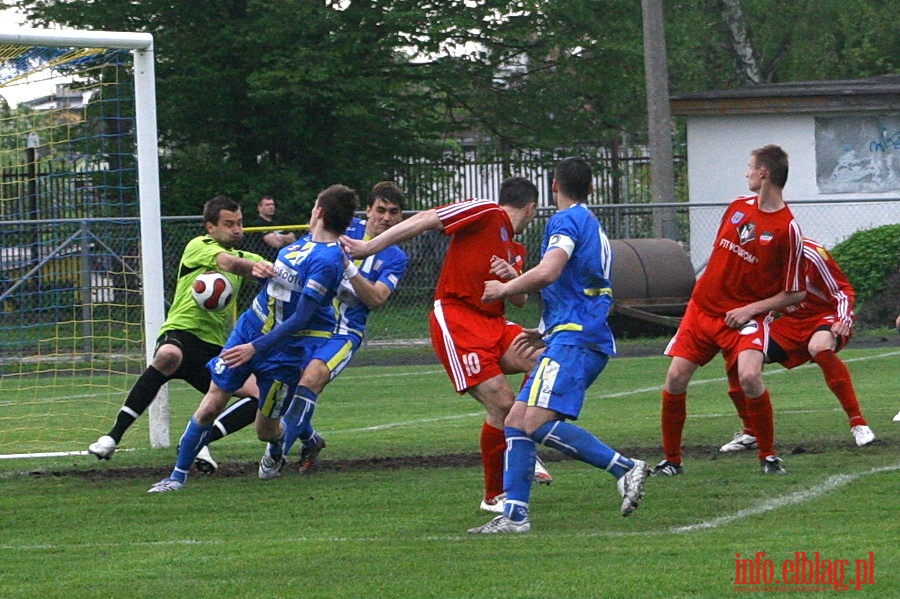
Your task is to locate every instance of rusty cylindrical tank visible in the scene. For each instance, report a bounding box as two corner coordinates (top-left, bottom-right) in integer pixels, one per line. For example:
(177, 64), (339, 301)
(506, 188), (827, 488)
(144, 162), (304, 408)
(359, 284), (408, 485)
(609, 238), (695, 330)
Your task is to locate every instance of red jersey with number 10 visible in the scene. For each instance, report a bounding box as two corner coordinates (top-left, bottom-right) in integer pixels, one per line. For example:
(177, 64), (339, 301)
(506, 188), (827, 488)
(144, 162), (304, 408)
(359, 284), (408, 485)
(693, 195), (804, 316)
(434, 198), (522, 317)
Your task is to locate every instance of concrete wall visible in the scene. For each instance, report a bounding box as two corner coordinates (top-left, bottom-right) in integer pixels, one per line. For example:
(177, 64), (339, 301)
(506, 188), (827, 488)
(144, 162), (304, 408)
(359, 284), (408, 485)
(685, 114), (899, 270)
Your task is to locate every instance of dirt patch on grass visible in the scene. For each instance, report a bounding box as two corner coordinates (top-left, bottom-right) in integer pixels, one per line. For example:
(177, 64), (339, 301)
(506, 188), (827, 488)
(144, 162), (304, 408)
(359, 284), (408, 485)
(23, 436), (892, 483)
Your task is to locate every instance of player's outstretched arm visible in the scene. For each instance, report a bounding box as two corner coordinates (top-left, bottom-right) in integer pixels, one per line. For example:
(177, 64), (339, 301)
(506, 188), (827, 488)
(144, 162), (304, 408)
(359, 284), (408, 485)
(342, 209), (442, 259)
(215, 252), (274, 279)
(219, 294), (322, 368)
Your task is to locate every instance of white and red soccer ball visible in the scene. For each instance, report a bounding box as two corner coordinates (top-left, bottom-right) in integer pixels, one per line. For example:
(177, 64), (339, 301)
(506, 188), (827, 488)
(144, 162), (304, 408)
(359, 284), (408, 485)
(191, 271), (234, 311)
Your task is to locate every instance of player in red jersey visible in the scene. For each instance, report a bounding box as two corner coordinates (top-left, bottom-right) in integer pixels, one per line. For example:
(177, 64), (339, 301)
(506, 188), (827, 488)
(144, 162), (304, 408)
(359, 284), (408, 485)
(654, 144), (805, 476)
(719, 237), (875, 451)
(342, 177), (549, 511)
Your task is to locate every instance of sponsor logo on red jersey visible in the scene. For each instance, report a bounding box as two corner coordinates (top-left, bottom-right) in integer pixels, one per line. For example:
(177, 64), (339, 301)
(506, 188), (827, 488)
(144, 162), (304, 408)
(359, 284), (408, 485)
(738, 222), (756, 245)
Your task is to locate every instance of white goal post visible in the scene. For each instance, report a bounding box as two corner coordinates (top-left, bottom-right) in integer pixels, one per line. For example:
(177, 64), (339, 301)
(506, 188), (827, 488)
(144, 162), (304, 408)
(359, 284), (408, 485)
(0, 27), (169, 451)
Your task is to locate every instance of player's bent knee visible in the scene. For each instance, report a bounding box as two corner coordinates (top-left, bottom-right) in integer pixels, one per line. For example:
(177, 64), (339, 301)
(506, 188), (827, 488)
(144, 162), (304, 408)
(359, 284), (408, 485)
(152, 348), (183, 375)
(664, 372), (690, 395)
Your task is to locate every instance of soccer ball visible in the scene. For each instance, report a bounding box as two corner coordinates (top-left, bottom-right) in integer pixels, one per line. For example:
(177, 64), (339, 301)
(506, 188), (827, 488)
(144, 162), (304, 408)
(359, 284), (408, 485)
(191, 271), (234, 311)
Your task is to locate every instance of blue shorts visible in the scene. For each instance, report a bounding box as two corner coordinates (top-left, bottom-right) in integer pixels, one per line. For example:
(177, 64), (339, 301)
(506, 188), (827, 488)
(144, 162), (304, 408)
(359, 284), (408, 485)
(517, 342), (610, 420)
(208, 311), (330, 418)
(310, 334), (362, 381)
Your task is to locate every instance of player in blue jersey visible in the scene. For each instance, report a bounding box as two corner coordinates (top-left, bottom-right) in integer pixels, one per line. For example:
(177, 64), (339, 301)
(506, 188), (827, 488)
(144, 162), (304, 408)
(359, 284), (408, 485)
(192, 182), (408, 475)
(468, 158), (650, 533)
(147, 184), (358, 493)
(282, 182), (408, 469)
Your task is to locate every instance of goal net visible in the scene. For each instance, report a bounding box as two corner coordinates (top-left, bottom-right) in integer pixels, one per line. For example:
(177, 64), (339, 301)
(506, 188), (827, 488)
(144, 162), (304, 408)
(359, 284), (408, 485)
(0, 28), (166, 458)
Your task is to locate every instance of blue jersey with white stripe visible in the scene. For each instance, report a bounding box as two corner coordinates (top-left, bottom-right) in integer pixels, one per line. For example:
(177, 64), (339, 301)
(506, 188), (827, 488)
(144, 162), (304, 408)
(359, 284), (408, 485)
(333, 218), (408, 340)
(539, 203), (616, 355)
(250, 238), (343, 349)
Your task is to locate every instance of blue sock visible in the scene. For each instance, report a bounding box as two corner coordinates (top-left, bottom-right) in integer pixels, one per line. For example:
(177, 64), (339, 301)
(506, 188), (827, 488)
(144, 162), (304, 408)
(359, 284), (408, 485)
(533, 420), (634, 478)
(171, 417), (212, 484)
(282, 386), (318, 455)
(502, 427), (535, 523)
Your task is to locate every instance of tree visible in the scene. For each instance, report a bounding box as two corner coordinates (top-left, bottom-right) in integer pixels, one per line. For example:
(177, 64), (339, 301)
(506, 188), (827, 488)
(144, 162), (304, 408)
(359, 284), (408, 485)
(12, 0), (896, 213)
(14, 0), (451, 214)
(403, 0), (648, 147)
(719, 0), (762, 84)
(664, 0), (897, 91)
(641, 0), (677, 238)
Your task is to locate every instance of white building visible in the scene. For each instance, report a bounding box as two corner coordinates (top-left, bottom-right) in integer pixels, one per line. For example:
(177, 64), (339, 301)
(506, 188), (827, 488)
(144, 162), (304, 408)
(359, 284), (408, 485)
(670, 75), (899, 270)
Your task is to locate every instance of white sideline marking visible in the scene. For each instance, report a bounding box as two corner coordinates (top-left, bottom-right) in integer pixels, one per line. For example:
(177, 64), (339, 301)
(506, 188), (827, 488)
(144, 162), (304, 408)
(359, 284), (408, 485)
(596, 349), (900, 400)
(0, 372), (445, 407)
(668, 463), (900, 534)
(1, 463), (896, 551)
(352, 349), (900, 429)
(1, 350), (895, 458)
(343, 412), (483, 432)
(340, 368), (445, 379)
(7, 349), (897, 405)
(0, 448), (135, 460)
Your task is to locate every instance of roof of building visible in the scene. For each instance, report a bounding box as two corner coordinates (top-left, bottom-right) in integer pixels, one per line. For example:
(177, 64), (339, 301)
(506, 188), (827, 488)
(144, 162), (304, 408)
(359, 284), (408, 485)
(670, 74), (900, 116)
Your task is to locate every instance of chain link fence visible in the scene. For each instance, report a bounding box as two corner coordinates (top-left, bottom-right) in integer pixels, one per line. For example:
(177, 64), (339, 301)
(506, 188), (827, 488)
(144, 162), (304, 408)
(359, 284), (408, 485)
(2, 199), (898, 362)
(154, 197), (898, 346)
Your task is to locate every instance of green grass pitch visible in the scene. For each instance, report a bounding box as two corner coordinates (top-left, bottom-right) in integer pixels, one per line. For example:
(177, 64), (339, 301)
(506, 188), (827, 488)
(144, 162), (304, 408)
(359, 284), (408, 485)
(0, 347), (897, 598)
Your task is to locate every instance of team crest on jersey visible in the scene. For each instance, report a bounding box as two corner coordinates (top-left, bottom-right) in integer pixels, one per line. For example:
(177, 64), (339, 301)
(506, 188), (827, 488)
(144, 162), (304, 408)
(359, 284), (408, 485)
(283, 241), (314, 265)
(759, 231), (774, 245)
(738, 222), (756, 245)
(731, 211), (745, 224)
(500, 226), (510, 242)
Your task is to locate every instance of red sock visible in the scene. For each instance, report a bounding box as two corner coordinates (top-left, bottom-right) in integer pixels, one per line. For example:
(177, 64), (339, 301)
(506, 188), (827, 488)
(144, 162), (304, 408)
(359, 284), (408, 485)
(728, 390), (754, 435)
(661, 390), (686, 464)
(480, 422), (506, 500)
(812, 350), (866, 427)
(746, 390), (775, 459)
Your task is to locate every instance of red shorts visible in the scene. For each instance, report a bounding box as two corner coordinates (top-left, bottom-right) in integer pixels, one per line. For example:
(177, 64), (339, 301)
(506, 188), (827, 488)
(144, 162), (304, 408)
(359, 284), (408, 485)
(429, 299), (524, 393)
(664, 300), (770, 370)
(769, 313), (850, 369)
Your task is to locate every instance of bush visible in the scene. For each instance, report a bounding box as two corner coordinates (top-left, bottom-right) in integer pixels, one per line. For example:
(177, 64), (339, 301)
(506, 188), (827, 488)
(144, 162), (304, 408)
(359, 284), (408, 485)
(831, 224), (900, 326)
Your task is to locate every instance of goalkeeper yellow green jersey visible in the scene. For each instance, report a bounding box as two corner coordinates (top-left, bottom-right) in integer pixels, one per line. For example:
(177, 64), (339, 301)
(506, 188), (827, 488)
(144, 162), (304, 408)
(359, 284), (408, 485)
(158, 235), (264, 346)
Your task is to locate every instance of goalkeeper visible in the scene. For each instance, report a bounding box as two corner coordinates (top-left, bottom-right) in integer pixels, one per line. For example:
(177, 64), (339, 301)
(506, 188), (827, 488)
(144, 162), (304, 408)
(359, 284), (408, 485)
(88, 196), (272, 460)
